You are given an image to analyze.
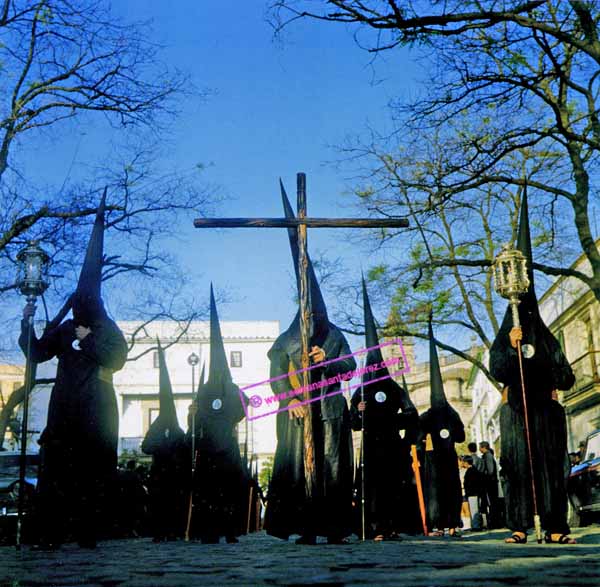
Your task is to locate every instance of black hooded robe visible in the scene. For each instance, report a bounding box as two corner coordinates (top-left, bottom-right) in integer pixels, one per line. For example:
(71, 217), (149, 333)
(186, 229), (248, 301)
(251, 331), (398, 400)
(19, 315), (127, 544)
(188, 286), (249, 543)
(489, 189), (575, 536)
(350, 387), (418, 537)
(141, 342), (189, 541)
(264, 324), (356, 540)
(190, 384), (248, 542)
(418, 319), (465, 533)
(490, 327), (574, 535)
(418, 406), (465, 531)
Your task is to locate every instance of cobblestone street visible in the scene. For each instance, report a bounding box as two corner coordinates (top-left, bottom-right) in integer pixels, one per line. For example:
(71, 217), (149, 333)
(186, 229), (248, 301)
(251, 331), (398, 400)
(1, 526), (599, 587)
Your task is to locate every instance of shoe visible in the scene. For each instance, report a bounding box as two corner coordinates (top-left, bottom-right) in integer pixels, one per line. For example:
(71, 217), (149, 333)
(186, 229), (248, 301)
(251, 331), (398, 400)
(77, 538), (97, 549)
(505, 532), (527, 544)
(226, 536), (239, 544)
(31, 542), (60, 551)
(327, 536), (350, 545)
(544, 533), (576, 544)
(295, 535), (317, 545)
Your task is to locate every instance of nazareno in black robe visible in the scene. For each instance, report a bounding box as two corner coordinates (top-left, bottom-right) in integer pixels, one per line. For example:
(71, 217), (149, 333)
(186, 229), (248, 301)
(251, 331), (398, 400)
(264, 319), (356, 540)
(19, 314), (127, 544)
(141, 341), (189, 541)
(489, 189), (574, 535)
(349, 277), (419, 538)
(19, 191), (128, 546)
(188, 285), (249, 543)
(418, 318), (465, 532)
(264, 179), (356, 541)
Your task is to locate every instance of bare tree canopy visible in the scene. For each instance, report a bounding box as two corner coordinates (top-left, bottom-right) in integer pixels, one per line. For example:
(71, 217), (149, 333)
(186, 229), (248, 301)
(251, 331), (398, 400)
(273, 1), (600, 385)
(0, 0), (187, 181)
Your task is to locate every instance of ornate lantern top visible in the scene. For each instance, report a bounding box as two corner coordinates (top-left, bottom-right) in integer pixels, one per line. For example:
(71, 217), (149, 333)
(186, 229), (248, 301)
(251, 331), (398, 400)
(16, 240), (50, 298)
(493, 244), (530, 301)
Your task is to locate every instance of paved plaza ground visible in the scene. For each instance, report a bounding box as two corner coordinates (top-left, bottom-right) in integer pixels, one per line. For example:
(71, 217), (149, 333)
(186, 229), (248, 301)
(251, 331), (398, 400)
(1, 526), (599, 587)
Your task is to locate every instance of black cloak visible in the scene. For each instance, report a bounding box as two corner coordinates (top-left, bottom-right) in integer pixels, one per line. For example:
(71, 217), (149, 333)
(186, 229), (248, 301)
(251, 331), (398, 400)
(419, 317), (465, 532)
(489, 188), (574, 535)
(263, 180), (355, 541)
(189, 285), (249, 542)
(141, 340), (188, 540)
(349, 277), (419, 537)
(19, 191), (127, 546)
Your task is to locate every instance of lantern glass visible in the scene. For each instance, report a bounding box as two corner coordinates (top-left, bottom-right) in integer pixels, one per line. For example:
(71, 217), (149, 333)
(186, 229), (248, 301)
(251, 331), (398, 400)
(188, 352), (200, 367)
(493, 245), (529, 300)
(16, 241), (50, 298)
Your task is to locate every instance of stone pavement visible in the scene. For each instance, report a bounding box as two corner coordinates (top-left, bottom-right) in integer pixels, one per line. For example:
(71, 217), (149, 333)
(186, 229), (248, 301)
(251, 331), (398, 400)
(1, 526), (599, 587)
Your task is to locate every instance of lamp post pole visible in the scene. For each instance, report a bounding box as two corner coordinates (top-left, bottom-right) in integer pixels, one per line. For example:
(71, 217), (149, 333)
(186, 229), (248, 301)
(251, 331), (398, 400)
(15, 240), (50, 549)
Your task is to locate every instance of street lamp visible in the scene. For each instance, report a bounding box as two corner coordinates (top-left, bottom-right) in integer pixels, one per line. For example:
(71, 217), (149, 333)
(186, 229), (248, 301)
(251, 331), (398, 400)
(187, 352), (200, 392)
(15, 240), (50, 549)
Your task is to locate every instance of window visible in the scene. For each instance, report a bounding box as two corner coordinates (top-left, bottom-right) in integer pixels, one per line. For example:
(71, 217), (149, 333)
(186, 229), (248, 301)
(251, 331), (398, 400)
(153, 351), (159, 369)
(230, 351), (242, 368)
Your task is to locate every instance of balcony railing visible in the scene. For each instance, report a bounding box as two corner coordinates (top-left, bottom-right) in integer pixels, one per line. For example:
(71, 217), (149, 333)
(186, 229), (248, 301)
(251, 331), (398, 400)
(568, 351), (600, 396)
(119, 437), (144, 455)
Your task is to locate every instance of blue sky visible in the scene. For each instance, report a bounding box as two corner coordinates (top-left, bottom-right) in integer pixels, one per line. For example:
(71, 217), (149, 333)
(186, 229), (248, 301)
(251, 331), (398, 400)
(20, 1), (421, 355)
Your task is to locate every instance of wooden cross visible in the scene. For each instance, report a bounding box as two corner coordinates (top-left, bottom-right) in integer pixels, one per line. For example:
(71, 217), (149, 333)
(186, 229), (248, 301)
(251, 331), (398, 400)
(194, 172), (409, 497)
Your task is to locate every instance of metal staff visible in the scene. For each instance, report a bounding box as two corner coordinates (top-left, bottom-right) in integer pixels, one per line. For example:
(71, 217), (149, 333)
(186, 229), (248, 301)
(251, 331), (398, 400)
(493, 245), (542, 543)
(359, 361), (366, 541)
(184, 361), (203, 542)
(15, 241), (50, 550)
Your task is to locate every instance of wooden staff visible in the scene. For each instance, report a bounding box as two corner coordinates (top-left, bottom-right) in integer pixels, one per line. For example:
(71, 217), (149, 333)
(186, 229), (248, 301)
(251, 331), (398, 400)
(297, 173), (316, 498)
(511, 302), (542, 544)
(411, 444), (428, 536)
(246, 484), (254, 534)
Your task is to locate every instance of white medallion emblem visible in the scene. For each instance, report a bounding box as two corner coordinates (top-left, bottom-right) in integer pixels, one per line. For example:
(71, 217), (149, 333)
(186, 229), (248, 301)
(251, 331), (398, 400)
(212, 398), (222, 411)
(521, 343), (535, 359)
(440, 428), (450, 439)
(375, 391), (387, 403)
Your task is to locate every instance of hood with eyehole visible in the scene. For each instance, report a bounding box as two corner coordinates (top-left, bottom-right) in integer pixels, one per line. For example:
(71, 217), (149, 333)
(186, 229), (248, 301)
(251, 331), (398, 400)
(489, 186), (574, 394)
(352, 276), (417, 436)
(71, 191), (108, 326)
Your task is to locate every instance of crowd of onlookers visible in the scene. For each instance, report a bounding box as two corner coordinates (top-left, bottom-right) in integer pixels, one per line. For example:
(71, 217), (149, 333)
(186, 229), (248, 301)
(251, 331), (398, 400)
(458, 441), (503, 532)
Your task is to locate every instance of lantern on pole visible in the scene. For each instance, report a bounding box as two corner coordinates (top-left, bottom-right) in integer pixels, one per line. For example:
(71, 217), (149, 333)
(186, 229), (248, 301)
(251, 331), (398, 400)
(492, 244), (530, 326)
(15, 240), (50, 549)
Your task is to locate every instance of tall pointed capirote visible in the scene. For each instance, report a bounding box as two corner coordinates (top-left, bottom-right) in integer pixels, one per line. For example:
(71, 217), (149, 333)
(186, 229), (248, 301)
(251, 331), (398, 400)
(156, 338), (180, 429)
(400, 374), (417, 414)
(428, 315), (449, 410)
(74, 188), (107, 312)
(280, 180), (329, 337)
(362, 275), (385, 369)
(517, 182), (537, 298)
(207, 284), (232, 386)
(196, 363), (206, 394)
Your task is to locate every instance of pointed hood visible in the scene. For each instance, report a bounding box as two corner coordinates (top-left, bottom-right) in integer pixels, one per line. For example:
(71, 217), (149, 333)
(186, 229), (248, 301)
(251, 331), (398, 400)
(517, 183), (535, 294)
(280, 179), (329, 346)
(207, 283), (232, 387)
(400, 374), (417, 414)
(428, 316), (449, 410)
(489, 185), (575, 392)
(73, 189), (107, 325)
(156, 339), (180, 427)
(196, 363), (206, 394)
(362, 275), (385, 369)
(141, 339), (184, 454)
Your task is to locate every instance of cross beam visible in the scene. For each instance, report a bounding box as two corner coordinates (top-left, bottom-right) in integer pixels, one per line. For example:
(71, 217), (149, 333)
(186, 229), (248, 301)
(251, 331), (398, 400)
(194, 172), (409, 498)
(193, 218), (409, 228)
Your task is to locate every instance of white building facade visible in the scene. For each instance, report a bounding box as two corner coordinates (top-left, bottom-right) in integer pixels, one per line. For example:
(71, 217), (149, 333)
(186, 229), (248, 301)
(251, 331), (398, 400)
(20, 320), (280, 467)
